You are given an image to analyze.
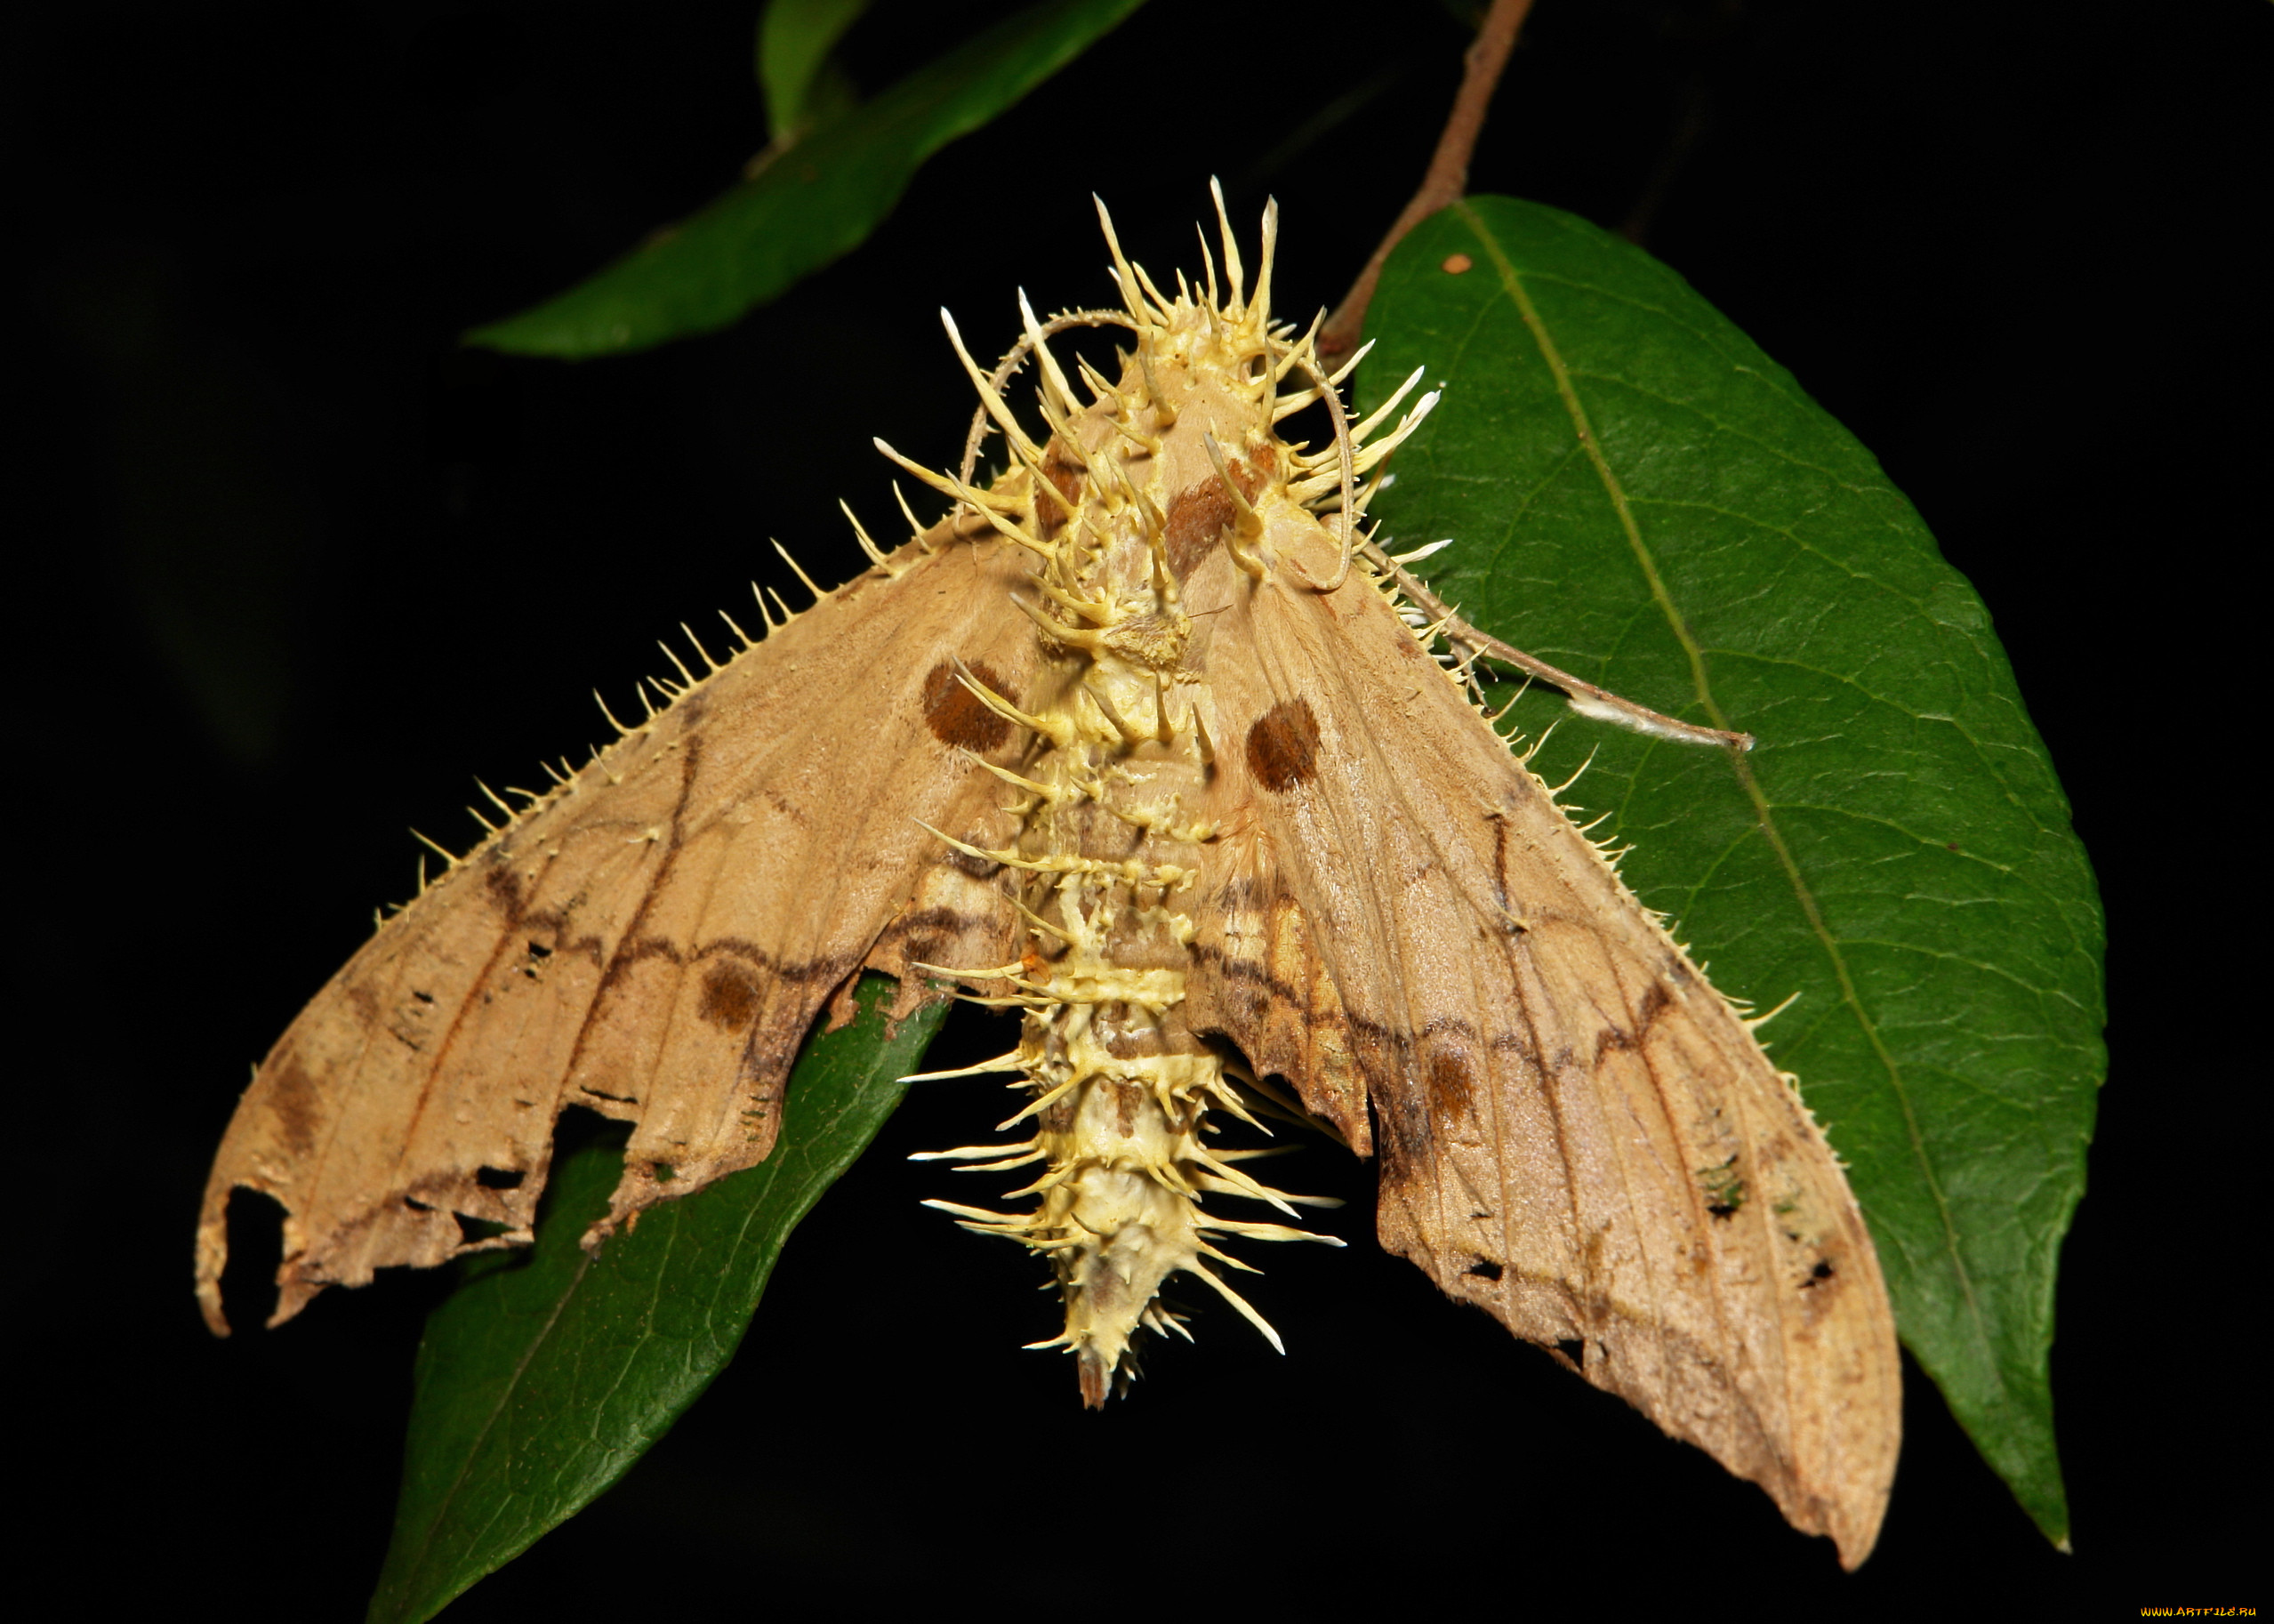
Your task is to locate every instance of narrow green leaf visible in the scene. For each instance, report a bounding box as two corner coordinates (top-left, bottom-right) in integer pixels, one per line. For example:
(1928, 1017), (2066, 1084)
(470, 0), (1146, 358)
(366, 976), (948, 1623)
(757, 0), (870, 142)
(1358, 197), (2103, 1544)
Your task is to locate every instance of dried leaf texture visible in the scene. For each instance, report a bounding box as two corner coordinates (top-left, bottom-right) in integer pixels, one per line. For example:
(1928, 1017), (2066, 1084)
(197, 522), (1037, 1334)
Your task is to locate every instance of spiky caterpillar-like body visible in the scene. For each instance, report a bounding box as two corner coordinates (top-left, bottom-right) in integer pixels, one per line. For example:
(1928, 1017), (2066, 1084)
(900, 197), (1437, 1402)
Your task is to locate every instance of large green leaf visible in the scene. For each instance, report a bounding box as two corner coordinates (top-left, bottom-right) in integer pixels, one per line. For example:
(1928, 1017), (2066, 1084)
(1355, 197), (2103, 1543)
(366, 975), (948, 1623)
(469, 0), (1145, 358)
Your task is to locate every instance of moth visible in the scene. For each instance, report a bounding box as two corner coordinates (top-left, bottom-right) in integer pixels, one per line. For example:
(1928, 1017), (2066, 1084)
(197, 187), (1901, 1565)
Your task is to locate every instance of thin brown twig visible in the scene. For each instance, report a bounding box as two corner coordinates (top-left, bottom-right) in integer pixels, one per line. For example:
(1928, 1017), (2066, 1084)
(1364, 537), (1755, 752)
(1320, 0), (1536, 361)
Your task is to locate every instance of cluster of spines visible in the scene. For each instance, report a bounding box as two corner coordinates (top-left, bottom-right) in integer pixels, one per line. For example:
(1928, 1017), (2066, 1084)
(910, 1041), (1341, 1378)
(896, 187), (1428, 1393)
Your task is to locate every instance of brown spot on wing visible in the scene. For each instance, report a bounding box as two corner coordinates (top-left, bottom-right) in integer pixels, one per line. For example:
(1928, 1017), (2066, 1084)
(268, 1057), (321, 1159)
(922, 659), (1018, 751)
(482, 862), (525, 923)
(1163, 454), (1265, 580)
(1246, 697), (1321, 792)
(697, 961), (762, 1030)
(1426, 1044), (1476, 1121)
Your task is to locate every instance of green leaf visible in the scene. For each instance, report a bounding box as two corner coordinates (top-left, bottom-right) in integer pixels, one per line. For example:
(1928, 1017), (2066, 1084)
(757, 0), (870, 142)
(366, 976), (948, 1623)
(470, 0), (1146, 358)
(1357, 197), (2104, 1545)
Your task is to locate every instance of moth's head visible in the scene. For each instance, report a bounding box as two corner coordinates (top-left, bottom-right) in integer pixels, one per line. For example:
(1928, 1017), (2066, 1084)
(910, 187), (1428, 612)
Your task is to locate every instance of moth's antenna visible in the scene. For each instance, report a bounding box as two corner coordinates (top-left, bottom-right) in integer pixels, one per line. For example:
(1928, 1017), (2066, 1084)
(1286, 346), (1357, 592)
(958, 305), (1137, 486)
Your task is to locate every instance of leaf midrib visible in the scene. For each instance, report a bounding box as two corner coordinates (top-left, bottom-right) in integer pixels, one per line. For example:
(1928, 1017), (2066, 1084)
(1449, 198), (1997, 1382)
(382, 1235), (598, 1622)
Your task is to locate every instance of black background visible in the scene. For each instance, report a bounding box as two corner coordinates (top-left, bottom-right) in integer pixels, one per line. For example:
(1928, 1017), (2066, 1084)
(20, 0), (2265, 1617)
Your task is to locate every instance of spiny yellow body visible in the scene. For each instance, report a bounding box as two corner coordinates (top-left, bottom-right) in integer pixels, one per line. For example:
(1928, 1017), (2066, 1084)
(906, 189), (1438, 1403)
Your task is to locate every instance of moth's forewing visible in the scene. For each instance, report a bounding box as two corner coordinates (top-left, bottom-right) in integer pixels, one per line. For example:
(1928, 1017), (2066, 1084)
(197, 523), (1035, 1332)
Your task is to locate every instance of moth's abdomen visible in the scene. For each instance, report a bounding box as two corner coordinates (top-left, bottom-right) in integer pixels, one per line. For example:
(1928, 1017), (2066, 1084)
(920, 738), (1334, 1401)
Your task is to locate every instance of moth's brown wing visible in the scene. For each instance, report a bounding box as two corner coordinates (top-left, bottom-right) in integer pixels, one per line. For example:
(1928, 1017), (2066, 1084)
(197, 531), (1035, 1334)
(1180, 531), (1901, 1568)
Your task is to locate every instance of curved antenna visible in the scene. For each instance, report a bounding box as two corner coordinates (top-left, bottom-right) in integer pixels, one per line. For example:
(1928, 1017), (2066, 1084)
(959, 309), (1140, 487)
(1286, 345), (1358, 592)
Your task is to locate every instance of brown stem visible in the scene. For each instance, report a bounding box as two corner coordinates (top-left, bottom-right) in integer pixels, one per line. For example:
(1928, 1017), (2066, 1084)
(1320, 0), (1536, 362)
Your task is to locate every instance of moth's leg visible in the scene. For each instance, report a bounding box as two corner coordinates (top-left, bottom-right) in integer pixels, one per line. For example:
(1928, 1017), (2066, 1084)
(1363, 539), (1756, 752)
